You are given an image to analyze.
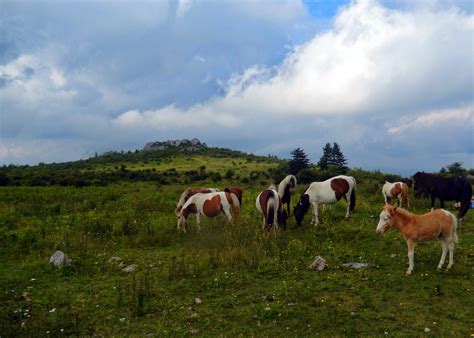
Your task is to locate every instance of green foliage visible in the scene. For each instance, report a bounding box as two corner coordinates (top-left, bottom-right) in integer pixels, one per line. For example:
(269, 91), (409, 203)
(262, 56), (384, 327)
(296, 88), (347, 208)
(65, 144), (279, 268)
(317, 142), (348, 172)
(440, 162), (468, 177)
(289, 148), (310, 175)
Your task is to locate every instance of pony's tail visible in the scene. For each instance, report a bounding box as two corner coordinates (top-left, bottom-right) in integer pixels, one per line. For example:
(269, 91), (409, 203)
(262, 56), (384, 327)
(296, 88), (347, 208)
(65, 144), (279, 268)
(452, 214), (459, 243)
(349, 187), (356, 212)
(267, 197), (275, 226)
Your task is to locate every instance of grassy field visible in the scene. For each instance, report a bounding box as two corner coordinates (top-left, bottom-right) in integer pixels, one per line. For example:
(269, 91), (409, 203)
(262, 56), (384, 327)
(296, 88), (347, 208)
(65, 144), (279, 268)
(0, 165), (473, 335)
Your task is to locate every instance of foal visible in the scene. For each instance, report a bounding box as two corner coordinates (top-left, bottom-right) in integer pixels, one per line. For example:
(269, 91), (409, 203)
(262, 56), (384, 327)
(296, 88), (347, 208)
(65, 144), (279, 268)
(376, 204), (458, 275)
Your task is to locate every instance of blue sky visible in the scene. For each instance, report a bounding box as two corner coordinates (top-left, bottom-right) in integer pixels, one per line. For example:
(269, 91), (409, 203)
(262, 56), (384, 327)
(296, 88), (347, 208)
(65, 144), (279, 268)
(1, 0), (473, 175)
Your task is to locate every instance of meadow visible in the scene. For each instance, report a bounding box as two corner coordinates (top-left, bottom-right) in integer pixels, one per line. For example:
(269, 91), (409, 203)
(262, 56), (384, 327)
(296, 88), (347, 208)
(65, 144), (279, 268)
(0, 156), (473, 336)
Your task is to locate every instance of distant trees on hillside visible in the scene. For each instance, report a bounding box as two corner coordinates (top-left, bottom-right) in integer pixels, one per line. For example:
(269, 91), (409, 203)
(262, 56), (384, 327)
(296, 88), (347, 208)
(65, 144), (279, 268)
(317, 142), (348, 171)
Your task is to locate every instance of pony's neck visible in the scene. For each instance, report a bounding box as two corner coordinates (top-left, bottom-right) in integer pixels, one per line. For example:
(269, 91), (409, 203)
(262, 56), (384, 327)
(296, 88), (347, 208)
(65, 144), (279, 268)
(392, 208), (412, 232)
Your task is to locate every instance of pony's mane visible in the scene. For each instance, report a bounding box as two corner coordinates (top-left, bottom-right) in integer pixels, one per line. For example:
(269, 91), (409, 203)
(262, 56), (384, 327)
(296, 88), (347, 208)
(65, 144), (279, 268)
(176, 188), (192, 208)
(278, 175), (296, 197)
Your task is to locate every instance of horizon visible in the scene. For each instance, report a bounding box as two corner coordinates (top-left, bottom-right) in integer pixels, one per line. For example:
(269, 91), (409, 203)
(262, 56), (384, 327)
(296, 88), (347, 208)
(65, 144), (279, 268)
(1, 0), (473, 173)
(2, 136), (462, 178)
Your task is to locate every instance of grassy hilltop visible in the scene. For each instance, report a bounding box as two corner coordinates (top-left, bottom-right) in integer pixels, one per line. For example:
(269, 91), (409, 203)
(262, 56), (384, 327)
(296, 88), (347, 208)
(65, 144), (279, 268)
(0, 146), (473, 336)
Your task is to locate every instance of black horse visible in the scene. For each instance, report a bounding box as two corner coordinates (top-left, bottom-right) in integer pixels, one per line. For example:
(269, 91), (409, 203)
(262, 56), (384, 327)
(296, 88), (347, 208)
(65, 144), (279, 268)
(412, 172), (472, 220)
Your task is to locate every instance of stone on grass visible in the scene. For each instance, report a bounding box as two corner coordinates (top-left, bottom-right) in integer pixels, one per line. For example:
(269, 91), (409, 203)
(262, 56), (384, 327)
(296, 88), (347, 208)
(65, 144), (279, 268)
(122, 264), (137, 273)
(194, 297), (202, 304)
(109, 256), (122, 264)
(49, 251), (71, 267)
(342, 262), (369, 269)
(308, 256), (326, 271)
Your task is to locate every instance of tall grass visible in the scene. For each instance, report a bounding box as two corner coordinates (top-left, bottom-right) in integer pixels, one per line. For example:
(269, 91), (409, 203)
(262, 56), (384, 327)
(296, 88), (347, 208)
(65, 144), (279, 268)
(0, 182), (472, 336)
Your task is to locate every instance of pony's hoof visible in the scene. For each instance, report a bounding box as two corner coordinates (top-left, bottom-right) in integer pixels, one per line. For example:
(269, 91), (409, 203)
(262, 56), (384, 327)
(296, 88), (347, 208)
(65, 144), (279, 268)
(405, 270), (412, 276)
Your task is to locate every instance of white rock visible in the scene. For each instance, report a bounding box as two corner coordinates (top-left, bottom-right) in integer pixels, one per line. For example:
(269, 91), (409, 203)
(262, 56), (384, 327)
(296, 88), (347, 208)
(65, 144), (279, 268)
(308, 256), (326, 271)
(194, 297), (202, 304)
(108, 256), (122, 264)
(122, 264), (137, 273)
(49, 251), (71, 267)
(424, 327), (430, 333)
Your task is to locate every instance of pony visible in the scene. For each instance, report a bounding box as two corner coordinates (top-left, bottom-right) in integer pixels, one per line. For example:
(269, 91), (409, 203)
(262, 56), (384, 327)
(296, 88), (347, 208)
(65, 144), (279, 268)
(382, 181), (410, 208)
(294, 175), (356, 226)
(412, 172), (472, 220)
(177, 191), (240, 232)
(376, 204), (458, 275)
(175, 187), (219, 216)
(256, 188), (287, 230)
(277, 175), (297, 215)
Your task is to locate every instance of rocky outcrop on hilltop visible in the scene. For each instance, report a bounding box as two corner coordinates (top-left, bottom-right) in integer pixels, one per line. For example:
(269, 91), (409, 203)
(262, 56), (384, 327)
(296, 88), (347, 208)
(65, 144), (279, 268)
(143, 138), (204, 151)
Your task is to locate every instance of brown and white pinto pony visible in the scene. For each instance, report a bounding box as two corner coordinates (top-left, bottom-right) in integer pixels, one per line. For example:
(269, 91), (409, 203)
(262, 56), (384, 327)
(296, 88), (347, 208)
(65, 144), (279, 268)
(294, 175), (356, 226)
(277, 175), (297, 216)
(376, 204), (458, 275)
(177, 191), (240, 232)
(175, 187), (219, 216)
(382, 181), (410, 208)
(256, 188), (287, 230)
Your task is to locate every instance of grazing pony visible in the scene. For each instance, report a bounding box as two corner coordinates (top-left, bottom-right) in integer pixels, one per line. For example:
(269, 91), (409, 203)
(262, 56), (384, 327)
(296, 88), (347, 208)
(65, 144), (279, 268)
(175, 187), (219, 216)
(177, 191), (240, 232)
(376, 204), (458, 275)
(412, 172), (472, 220)
(294, 175), (356, 226)
(277, 175), (297, 216)
(256, 188), (287, 230)
(382, 181), (410, 208)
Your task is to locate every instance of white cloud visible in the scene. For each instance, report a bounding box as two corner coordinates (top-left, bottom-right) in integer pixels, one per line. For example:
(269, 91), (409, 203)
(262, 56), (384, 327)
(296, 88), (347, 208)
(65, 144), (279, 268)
(115, 0), (473, 130)
(388, 105), (474, 134)
(114, 104), (240, 131)
(176, 0), (193, 17)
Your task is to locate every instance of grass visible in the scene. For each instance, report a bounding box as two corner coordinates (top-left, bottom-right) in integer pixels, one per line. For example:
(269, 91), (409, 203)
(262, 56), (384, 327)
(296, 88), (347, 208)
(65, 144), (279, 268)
(0, 178), (473, 336)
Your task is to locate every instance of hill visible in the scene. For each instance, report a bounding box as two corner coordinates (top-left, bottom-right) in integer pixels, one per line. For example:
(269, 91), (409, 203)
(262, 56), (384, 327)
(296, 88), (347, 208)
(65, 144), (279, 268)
(0, 140), (282, 187)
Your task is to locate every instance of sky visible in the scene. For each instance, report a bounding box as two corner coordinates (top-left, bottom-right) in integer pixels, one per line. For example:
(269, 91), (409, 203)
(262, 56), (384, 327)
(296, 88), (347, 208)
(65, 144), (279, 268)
(1, 0), (473, 175)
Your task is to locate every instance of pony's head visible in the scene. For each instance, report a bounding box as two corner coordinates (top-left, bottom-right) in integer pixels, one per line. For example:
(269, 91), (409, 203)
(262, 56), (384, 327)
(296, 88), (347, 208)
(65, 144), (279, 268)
(176, 213), (188, 231)
(412, 172), (427, 198)
(376, 205), (396, 235)
(294, 193), (310, 226)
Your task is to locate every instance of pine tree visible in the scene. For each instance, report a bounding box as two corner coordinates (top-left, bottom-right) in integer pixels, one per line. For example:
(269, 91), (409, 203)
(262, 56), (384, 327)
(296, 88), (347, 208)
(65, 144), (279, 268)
(331, 142), (347, 168)
(289, 148), (310, 175)
(317, 143), (332, 169)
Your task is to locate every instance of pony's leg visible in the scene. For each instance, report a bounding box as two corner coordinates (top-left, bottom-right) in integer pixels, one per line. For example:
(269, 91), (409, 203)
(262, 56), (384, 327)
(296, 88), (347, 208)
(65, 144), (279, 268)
(223, 207), (233, 224)
(440, 200), (445, 209)
(384, 194), (388, 204)
(195, 213), (201, 231)
(437, 240), (448, 270)
(406, 239), (416, 275)
(313, 202), (319, 226)
(447, 240), (454, 270)
(430, 196), (436, 211)
(287, 202), (291, 216)
(345, 192), (351, 218)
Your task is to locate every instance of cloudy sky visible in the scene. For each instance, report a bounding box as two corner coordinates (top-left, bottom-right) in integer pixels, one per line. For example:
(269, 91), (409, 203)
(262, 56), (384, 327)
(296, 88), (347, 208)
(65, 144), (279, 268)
(1, 0), (473, 175)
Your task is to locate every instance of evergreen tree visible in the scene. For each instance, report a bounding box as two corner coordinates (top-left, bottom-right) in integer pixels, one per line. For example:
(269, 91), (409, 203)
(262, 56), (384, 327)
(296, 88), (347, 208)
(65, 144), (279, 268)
(331, 142), (347, 168)
(289, 148), (310, 175)
(317, 143), (332, 169)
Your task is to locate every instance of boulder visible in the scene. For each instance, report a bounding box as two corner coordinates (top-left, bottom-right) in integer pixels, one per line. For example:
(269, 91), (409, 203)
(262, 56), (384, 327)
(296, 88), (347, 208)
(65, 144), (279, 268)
(49, 251), (71, 267)
(308, 256), (326, 271)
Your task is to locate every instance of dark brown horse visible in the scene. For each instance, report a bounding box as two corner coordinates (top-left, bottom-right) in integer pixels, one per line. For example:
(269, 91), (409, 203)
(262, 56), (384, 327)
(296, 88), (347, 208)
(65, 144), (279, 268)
(412, 172), (472, 220)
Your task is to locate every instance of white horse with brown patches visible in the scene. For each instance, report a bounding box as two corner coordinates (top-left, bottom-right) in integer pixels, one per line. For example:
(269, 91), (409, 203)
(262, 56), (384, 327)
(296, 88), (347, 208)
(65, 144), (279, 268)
(256, 188), (287, 230)
(177, 191), (240, 232)
(382, 181), (410, 208)
(376, 204), (458, 275)
(294, 175), (356, 226)
(175, 187), (219, 216)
